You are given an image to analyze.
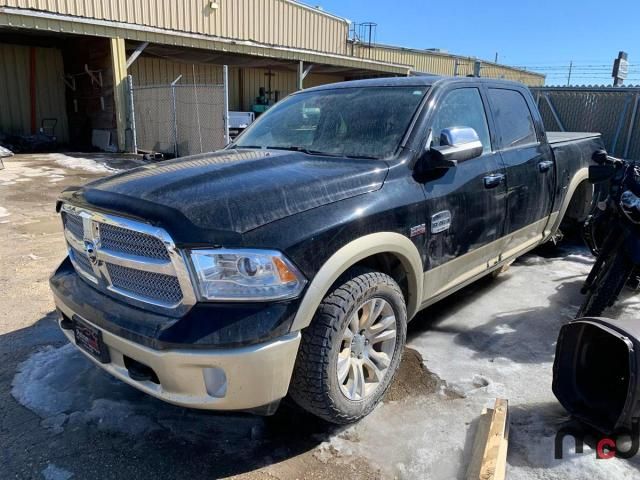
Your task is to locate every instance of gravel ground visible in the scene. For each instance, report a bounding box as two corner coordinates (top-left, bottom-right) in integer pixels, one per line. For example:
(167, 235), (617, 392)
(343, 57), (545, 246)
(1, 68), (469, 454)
(1, 153), (640, 479)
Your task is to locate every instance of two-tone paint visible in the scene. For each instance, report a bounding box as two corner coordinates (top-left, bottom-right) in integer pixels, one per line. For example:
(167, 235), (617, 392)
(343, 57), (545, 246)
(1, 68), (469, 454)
(50, 76), (604, 411)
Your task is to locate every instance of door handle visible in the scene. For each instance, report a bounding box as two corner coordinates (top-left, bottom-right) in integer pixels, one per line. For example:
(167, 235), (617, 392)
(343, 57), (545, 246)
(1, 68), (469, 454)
(484, 173), (505, 189)
(539, 160), (554, 173)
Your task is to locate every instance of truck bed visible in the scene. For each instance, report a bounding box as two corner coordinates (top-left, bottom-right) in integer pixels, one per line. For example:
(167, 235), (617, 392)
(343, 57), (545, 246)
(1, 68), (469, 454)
(547, 131), (601, 145)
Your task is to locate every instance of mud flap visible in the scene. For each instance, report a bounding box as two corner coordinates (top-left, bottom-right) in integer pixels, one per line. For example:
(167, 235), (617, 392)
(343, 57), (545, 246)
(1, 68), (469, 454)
(552, 317), (640, 434)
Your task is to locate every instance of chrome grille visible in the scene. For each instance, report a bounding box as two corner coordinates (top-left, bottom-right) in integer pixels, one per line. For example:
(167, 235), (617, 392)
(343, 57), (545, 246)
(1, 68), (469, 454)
(60, 205), (194, 313)
(107, 263), (183, 304)
(69, 245), (94, 276)
(62, 212), (84, 240)
(100, 223), (170, 260)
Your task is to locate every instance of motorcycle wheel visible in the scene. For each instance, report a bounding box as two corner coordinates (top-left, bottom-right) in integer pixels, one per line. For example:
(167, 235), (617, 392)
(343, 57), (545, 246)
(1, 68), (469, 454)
(577, 250), (634, 318)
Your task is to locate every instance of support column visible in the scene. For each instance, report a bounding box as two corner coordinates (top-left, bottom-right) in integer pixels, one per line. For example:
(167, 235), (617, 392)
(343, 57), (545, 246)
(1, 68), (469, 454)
(110, 37), (128, 152)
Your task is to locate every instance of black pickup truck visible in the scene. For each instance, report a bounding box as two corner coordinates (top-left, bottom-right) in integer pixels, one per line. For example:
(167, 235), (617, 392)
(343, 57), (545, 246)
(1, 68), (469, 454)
(50, 77), (603, 423)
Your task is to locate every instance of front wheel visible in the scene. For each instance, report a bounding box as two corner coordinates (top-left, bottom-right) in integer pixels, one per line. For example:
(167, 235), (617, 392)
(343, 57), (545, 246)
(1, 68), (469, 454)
(289, 270), (407, 424)
(577, 250), (634, 318)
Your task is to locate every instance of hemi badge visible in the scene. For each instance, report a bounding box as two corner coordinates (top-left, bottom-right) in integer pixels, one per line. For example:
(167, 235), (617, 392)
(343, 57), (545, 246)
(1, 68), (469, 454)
(410, 224), (426, 237)
(431, 211), (452, 234)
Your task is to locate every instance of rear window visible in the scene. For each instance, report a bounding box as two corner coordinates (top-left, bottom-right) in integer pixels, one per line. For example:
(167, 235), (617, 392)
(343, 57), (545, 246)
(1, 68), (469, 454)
(488, 88), (538, 148)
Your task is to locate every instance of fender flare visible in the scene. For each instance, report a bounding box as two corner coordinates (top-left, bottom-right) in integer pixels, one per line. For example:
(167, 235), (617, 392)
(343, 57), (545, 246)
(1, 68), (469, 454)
(290, 232), (423, 332)
(548, 167), (589, 235)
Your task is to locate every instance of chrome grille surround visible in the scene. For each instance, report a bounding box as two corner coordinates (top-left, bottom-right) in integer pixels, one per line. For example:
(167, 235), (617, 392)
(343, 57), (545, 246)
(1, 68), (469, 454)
(60, 204), (196, 316)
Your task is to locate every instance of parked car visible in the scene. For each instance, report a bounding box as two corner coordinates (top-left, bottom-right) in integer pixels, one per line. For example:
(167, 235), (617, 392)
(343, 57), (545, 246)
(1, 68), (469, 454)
(50, 77), (603, 424)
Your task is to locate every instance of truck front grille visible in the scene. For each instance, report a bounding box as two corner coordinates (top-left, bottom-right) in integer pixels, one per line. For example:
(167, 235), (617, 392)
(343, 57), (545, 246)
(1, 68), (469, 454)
(61, 206), (192, 312)
(62, 211), (84, 240)
(100, 223), (170, 260)
(69, 245), (95, 277)
(106, 263), (183, 304)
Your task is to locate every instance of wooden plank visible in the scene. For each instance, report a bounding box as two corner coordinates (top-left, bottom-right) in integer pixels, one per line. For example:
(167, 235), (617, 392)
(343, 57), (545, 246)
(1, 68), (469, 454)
(466, 398), (509, 480)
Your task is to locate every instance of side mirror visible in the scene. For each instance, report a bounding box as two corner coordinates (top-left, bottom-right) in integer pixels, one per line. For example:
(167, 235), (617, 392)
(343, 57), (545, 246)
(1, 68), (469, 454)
(429, 127), (484, 168)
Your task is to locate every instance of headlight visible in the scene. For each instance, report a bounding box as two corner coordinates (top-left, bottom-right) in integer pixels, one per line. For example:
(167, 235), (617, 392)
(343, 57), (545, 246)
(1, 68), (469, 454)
(189, 249), (307, 301)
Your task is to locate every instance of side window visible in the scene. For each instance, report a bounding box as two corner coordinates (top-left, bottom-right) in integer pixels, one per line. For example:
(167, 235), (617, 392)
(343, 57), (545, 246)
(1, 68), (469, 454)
(431, 88), (491, 154)
(488, 89), (537, 148)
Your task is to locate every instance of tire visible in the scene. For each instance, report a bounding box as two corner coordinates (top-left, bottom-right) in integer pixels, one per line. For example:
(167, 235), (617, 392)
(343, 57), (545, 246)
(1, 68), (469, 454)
(289, 269), (407, 424)
(577, 250), (634, 318)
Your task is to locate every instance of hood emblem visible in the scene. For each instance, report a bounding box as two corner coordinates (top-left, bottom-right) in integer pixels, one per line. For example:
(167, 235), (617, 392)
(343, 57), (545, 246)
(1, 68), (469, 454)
(84, 240), (98, 265)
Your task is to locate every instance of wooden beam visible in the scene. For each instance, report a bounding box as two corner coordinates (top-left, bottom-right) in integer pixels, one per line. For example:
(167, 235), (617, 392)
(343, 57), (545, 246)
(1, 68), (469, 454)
(110, 37), (128, 152)
(466, 399), (509, 480)
(126, 41), (149, 69)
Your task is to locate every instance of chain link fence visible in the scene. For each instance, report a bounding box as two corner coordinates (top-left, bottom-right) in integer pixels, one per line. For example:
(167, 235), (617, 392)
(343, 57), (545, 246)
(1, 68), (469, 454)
(531, 87), (640, 160)
(129, 71), (229, 158)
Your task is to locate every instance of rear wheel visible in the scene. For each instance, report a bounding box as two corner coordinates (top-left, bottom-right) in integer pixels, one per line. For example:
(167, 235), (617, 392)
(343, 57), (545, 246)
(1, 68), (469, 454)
(289, 270), (407, 424)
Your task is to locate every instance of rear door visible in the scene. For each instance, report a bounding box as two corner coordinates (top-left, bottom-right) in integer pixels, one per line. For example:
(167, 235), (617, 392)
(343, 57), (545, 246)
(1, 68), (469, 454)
(486, 87), (556, 259)
(421, 86), (508, 301)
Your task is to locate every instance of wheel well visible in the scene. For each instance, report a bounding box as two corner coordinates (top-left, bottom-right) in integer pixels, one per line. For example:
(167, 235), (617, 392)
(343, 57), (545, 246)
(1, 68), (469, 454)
(352, 253), (410, 306)
(563, 180), (594, 224)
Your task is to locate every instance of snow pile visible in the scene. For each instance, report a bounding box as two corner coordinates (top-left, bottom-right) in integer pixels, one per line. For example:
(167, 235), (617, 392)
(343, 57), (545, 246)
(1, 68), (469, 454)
(0, 145), (13, 158)
(11, 344), (259, 445)
(10, 344), (156, 436)
(43, 153), (121, 174)
(42, 464), (73, 480)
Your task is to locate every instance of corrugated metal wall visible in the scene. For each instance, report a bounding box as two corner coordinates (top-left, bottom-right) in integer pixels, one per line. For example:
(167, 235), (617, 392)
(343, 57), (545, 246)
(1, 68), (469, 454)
(0, 42), (69, 141)
(1, 0), (349, 55)
(352, 44), (545, 86)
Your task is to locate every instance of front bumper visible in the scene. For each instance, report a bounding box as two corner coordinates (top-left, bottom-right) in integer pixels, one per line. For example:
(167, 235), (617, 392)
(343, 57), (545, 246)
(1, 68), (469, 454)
(56, 308), (300, 411)
(50, 258), (302, 411)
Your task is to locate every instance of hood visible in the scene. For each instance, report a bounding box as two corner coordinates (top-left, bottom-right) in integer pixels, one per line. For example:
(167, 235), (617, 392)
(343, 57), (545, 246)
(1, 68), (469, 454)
(72, 149), (388, 240)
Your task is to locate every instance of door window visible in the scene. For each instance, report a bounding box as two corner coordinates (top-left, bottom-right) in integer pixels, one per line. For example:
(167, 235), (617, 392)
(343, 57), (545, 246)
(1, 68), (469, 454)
(488, 89), (538, 148)
(431, 88), (491, 153)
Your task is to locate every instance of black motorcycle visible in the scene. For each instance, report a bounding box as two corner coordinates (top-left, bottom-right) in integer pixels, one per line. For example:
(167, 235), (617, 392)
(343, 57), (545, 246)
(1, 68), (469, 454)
(578, 150), (640, 318)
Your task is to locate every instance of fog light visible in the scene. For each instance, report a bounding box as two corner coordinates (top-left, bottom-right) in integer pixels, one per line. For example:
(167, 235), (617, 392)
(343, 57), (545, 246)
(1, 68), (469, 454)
(203, 367), (227, 398)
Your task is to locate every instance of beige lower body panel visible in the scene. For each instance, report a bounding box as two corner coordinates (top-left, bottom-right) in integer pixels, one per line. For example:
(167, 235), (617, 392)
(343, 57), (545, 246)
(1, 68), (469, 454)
(421, 217), (552, 307)
(56, 301), (300, 411)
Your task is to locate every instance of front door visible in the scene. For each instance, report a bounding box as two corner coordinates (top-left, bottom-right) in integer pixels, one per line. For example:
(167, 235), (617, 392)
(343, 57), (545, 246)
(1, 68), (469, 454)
(486, 87), (556, 259)
(421, 87), (507, 301)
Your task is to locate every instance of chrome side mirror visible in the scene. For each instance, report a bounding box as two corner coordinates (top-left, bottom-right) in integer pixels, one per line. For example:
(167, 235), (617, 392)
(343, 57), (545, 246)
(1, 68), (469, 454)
(430, 127), (483, 168)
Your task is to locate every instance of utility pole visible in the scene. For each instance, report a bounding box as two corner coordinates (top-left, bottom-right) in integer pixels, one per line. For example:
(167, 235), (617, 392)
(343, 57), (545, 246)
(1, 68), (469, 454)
(613, 51), (629, 86)
(494, 52), (499, 63)
(567, 61), (573, 86)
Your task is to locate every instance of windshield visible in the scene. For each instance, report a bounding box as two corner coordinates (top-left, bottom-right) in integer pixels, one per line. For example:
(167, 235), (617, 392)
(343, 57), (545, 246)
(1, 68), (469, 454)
(235, 86), (427, 159)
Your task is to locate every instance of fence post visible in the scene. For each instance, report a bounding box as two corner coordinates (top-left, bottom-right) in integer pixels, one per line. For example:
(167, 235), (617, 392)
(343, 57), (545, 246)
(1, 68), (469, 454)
(542, 93), (566, 132)
(170, 75), (182, 157)
(624, 94), (640, 159)
(126, 75), (137, 154)
(223, 65), (230, 145)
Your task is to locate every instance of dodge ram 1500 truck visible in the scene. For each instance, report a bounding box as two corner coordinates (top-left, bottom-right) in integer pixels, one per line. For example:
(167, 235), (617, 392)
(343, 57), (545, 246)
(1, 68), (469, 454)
(50, 77), (603, 424)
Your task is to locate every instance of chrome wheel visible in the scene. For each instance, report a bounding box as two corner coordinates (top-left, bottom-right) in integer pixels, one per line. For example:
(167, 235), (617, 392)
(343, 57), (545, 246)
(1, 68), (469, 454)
(337, 297), (397, 401)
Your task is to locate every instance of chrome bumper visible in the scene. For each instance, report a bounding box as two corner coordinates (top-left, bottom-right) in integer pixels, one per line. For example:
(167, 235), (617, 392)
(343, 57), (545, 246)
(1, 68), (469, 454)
(56, 301), (301, 411)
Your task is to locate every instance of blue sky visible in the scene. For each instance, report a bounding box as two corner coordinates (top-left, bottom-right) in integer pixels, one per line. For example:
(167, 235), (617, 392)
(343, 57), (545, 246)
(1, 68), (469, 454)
(313, 0), (640, 85)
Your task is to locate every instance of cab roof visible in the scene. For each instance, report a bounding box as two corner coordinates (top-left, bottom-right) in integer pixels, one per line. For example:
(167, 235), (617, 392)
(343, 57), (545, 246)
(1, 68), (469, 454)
(301, 75), (526, 93)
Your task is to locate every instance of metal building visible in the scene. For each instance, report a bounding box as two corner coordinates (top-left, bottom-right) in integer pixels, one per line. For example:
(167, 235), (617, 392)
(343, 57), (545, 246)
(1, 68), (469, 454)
(0, 0), (545, 153)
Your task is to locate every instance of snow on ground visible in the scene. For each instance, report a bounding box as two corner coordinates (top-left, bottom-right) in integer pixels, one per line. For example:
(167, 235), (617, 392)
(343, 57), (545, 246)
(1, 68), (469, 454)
(41, 464), (74, 480)
(9, 245), (640, 479)
(42, 153), (122, 174)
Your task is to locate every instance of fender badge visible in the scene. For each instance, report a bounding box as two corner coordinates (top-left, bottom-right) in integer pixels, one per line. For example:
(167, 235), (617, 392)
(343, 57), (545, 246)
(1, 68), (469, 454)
(431, 210), (452, 234)
(410, 224), (426, 237)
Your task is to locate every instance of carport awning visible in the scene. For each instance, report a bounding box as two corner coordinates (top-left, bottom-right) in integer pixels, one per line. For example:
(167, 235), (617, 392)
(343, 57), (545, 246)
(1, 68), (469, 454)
(0, 7), (411, 76)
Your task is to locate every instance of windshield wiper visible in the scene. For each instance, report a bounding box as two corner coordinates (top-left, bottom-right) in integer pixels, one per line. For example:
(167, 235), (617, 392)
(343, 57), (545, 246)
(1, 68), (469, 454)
(236, 145), (380, 159)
